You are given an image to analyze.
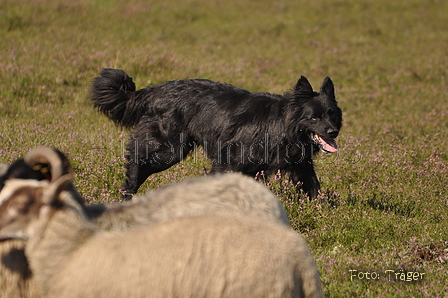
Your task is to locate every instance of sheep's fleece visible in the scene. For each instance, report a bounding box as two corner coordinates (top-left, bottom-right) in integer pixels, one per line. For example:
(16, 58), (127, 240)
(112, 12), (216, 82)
(30, 212), (322, 298)
(92, 173), (290, 231)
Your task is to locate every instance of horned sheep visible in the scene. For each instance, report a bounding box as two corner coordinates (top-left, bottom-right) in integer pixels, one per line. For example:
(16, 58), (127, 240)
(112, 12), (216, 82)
(0, 147), (289, 297)
(0, 147), (320, 297)
(0, 175), (322, 298)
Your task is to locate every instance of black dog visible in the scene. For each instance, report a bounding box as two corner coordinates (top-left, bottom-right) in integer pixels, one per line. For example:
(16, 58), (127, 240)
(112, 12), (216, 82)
(91, 69), (342, 200)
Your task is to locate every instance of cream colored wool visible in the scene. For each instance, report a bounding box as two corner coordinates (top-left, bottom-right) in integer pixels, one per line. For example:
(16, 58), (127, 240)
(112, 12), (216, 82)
(0, 175), (322, 298)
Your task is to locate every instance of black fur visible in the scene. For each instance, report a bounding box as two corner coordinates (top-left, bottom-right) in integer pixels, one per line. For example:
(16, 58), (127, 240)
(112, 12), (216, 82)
(91, 68), (342, 200)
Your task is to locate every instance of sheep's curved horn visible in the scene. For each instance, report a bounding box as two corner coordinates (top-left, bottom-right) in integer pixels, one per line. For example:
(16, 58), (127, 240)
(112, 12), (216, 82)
(0, 164), (7, 176)
(23, 147), (70, 182)
(42, 174), (72, 205)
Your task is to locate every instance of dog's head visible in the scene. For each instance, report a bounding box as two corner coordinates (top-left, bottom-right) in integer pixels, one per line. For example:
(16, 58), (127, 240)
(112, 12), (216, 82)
(286, 76), (342, 153)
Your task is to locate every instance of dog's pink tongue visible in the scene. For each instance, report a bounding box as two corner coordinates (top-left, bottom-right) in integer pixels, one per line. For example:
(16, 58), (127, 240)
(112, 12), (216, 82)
(316, 135), (338, 153)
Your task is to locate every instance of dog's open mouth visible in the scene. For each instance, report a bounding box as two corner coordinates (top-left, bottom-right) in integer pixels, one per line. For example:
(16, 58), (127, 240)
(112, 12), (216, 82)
(311, 134), (338, 153)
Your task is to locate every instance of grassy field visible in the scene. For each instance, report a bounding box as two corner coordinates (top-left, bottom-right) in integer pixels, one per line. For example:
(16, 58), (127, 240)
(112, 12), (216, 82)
(1, 0), (447, 296)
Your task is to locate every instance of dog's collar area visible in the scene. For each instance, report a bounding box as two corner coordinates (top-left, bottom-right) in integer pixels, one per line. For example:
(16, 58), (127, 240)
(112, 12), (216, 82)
(311, 133), (338, 153)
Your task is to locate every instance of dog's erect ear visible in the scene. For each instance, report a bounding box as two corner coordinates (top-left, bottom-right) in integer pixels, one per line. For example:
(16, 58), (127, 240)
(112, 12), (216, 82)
(320, 76), (335, 99)
(293, 76), (314, 99)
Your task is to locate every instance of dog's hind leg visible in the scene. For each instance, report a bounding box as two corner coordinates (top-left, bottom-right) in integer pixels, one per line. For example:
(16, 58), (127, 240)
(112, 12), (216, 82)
(121, 132), (195, 200)
(121, 152), (182, 200)
(121, 161), (149, 200)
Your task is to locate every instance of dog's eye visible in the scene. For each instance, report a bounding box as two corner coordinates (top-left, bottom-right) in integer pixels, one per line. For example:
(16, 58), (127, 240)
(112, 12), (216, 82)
(311, 117), (319, 121)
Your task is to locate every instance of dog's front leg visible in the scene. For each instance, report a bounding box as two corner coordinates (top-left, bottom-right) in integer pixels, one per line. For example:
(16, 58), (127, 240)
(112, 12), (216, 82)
(290, 160), (320, 199)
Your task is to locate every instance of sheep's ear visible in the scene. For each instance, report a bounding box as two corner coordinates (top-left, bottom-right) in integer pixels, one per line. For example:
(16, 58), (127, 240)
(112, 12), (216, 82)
(293, 76), (315, 99)
(320, 76), (335, 99)
(42, 175), (71, 205)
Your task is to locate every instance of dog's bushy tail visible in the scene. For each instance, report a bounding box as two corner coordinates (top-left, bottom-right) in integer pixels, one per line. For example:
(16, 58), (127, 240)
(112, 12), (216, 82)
(91, 68), (144, 128)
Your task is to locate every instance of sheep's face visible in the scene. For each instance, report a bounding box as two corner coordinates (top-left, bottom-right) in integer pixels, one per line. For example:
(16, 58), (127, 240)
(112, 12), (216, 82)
(0, 180), (59, 240)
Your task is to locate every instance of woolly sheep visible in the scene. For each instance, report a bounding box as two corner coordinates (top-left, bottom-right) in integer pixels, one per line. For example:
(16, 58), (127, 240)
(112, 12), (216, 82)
(0, 176), (323, 298)
(0, 147), (290, 297)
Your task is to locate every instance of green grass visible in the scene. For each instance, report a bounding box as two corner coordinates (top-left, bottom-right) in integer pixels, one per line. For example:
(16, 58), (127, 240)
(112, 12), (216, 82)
(1, 0), (447, 296)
